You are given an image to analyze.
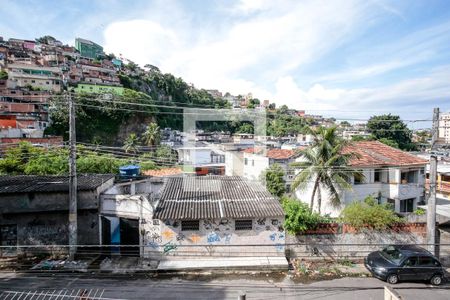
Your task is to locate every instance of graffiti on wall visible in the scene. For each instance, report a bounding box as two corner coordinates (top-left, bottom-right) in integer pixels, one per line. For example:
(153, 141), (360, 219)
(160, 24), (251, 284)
(207, 232), (221, 243)
(203, 219), (232, 231)
(162, 229), (175, 240)
(269, 232), (285, 252)
(163, 242), (177, 254)
(23, 224), (68, 244)
(189, 234), (201, 243)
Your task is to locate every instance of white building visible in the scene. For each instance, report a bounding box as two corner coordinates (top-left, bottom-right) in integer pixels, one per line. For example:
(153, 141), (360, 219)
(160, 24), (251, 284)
(342, 130), (371, 141)
(439, 111), (450, 144)
(243, 148), (299, 192)
(295, 141), (427, 217)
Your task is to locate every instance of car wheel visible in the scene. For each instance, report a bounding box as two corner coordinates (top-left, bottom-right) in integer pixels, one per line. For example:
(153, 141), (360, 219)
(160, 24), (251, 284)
(431, 275), (443, 286)
(387, 274), (399, 284)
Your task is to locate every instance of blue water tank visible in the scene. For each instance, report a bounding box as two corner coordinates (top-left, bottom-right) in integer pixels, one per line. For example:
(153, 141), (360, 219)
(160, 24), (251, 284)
(119, 165), (140, 178)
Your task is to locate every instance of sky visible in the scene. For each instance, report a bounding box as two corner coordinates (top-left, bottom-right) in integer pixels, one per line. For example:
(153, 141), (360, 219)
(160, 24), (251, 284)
(2, 0), (450, 125)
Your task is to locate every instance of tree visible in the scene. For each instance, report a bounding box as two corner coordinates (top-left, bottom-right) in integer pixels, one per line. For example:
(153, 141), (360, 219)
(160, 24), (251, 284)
(378, 138), (399, 148)
(0, 70), (8, 80)
(237, 123), (254, 134)
(261, 164), (286, 197)
(367, 114), (415, 150)
(292, 126), (363, 214)
(142, 122), (161, 147)
(36, 35), (56, 44)
(282, 196), (328, 234)
(123, 133), (140, 153)
(351, 135), (371, 142)
(340, 121), (351, 127)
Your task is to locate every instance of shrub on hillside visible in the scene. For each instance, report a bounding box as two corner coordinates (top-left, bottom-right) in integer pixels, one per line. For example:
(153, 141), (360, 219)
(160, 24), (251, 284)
(339, 196), (402, 230)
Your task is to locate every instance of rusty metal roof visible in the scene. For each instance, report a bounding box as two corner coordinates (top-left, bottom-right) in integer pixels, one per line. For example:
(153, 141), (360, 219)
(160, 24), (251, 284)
(0, 174), (115, 194)
(153, 176), (284, 220)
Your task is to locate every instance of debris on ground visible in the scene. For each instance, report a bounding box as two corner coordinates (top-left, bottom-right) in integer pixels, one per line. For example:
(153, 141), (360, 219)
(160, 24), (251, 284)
(31, 259), (88, 271)
(289, 258), (370, 282)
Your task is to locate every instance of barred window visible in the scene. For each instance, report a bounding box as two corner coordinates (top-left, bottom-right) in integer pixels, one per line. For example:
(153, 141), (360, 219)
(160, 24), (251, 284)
(235, 219), (252, 231)
(181, 220), (199, 231)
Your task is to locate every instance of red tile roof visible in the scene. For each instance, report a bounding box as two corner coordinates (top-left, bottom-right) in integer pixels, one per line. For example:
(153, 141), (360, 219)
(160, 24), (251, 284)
(242, 147), (297, 159)
(345, 141), (427, 167)
(266, 149), (296, 159)
(143, 167), (183, 177)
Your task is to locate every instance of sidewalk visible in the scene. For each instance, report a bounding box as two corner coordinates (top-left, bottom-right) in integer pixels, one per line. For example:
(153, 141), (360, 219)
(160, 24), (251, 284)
(157, 256), (288, 271)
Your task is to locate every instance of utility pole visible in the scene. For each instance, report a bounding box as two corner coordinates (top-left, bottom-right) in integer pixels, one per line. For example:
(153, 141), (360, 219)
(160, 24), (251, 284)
(427, 107), (439, 255)
(68, 91), (78, 260)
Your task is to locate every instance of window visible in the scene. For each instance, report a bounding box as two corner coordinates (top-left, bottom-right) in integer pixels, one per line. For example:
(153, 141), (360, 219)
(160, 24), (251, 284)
(387, 198), (395, 210)
(404, 257), (418, 267)
(354, 172), (364, 184)
(400, 198), (414, 213)
(374, 169), (381, 182)
(235, 219), (252, 231)
(419, 256), (440, 267)
(244, 158), (248, 165)
(252, 159), (254, 166)
(401, 170), (417, 184)
(181, 220), (199, 231)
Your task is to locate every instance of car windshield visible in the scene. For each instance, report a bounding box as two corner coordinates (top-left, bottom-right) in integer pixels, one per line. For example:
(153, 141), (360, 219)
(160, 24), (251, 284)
(380, 246), (404, 265)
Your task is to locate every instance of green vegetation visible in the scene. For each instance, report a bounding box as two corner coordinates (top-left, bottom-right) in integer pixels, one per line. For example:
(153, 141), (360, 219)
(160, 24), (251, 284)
(123, 133), (140, 153)
(413, 207), (426, 216)
(266, 107), (311, 137)
(367, 114), (416, 150)
(260, 164), (286, 197)
(0, 142), (157, 175)
(292, 126), (363, 214)
(0, 70), (8, 80)
(142, 122), (161, 147)
(339, 196), (402, 230)
(378, 137), (399, 148)
(282, 196), (330, 234)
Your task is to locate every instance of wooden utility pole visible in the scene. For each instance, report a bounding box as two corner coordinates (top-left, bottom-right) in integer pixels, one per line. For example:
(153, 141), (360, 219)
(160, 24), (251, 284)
(68, 91), (78, 260)
(427, 107), (439, 255)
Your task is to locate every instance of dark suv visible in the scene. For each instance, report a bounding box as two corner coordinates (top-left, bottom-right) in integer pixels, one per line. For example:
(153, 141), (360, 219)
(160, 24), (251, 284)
(365, 245), (445, 285)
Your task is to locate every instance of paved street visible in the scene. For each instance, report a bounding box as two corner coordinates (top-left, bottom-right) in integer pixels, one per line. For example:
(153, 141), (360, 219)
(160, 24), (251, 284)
(0, 272), (449, 300)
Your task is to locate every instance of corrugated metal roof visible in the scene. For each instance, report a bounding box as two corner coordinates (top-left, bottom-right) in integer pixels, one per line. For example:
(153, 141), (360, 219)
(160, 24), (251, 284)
(153, 176), (284, 220)
(0, 174), (115, 194)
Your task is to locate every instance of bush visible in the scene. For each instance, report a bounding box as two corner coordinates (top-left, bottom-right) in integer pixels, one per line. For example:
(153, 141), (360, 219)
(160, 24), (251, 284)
(413, 208), (426, 216)
(282, 196), (329, 234)
(339, 196), (402, 230)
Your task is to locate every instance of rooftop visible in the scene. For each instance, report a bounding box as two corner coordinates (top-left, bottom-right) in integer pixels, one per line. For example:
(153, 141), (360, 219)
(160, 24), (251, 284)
(243, 147), (297, 159)
(345, 141), (427, 167)
(0, 174), (115, 194)
(153, 176), (284, 220)
(143, 167), (183, 177)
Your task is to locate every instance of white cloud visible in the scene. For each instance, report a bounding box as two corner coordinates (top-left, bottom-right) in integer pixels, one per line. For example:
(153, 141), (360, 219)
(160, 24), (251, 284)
(99, 0), (450, 120)
(103, 20), (179, 65)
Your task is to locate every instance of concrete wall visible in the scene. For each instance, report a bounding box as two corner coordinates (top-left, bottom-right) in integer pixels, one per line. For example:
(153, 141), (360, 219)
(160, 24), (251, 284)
(142, 217), (285, 258)
(243, 153), (269, 181)
(0, 210), (100, 256)
(225, 151), (244, 176)
(0, 191), (100, 214)
(286, 227), (426, 260)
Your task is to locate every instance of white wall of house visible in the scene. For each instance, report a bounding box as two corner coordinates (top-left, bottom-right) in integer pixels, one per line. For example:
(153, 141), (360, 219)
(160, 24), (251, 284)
(225, 151), (244, 176)
(177, 147), (212, 165)
(243, 152), (269, 181)
(295, 166), (426, 217)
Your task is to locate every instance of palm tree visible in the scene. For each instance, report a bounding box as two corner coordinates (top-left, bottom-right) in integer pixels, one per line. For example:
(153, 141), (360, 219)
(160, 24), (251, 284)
(142, 122), (161, 147)
(123, 133), (140, 154)
(292, 126), (363, 214)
